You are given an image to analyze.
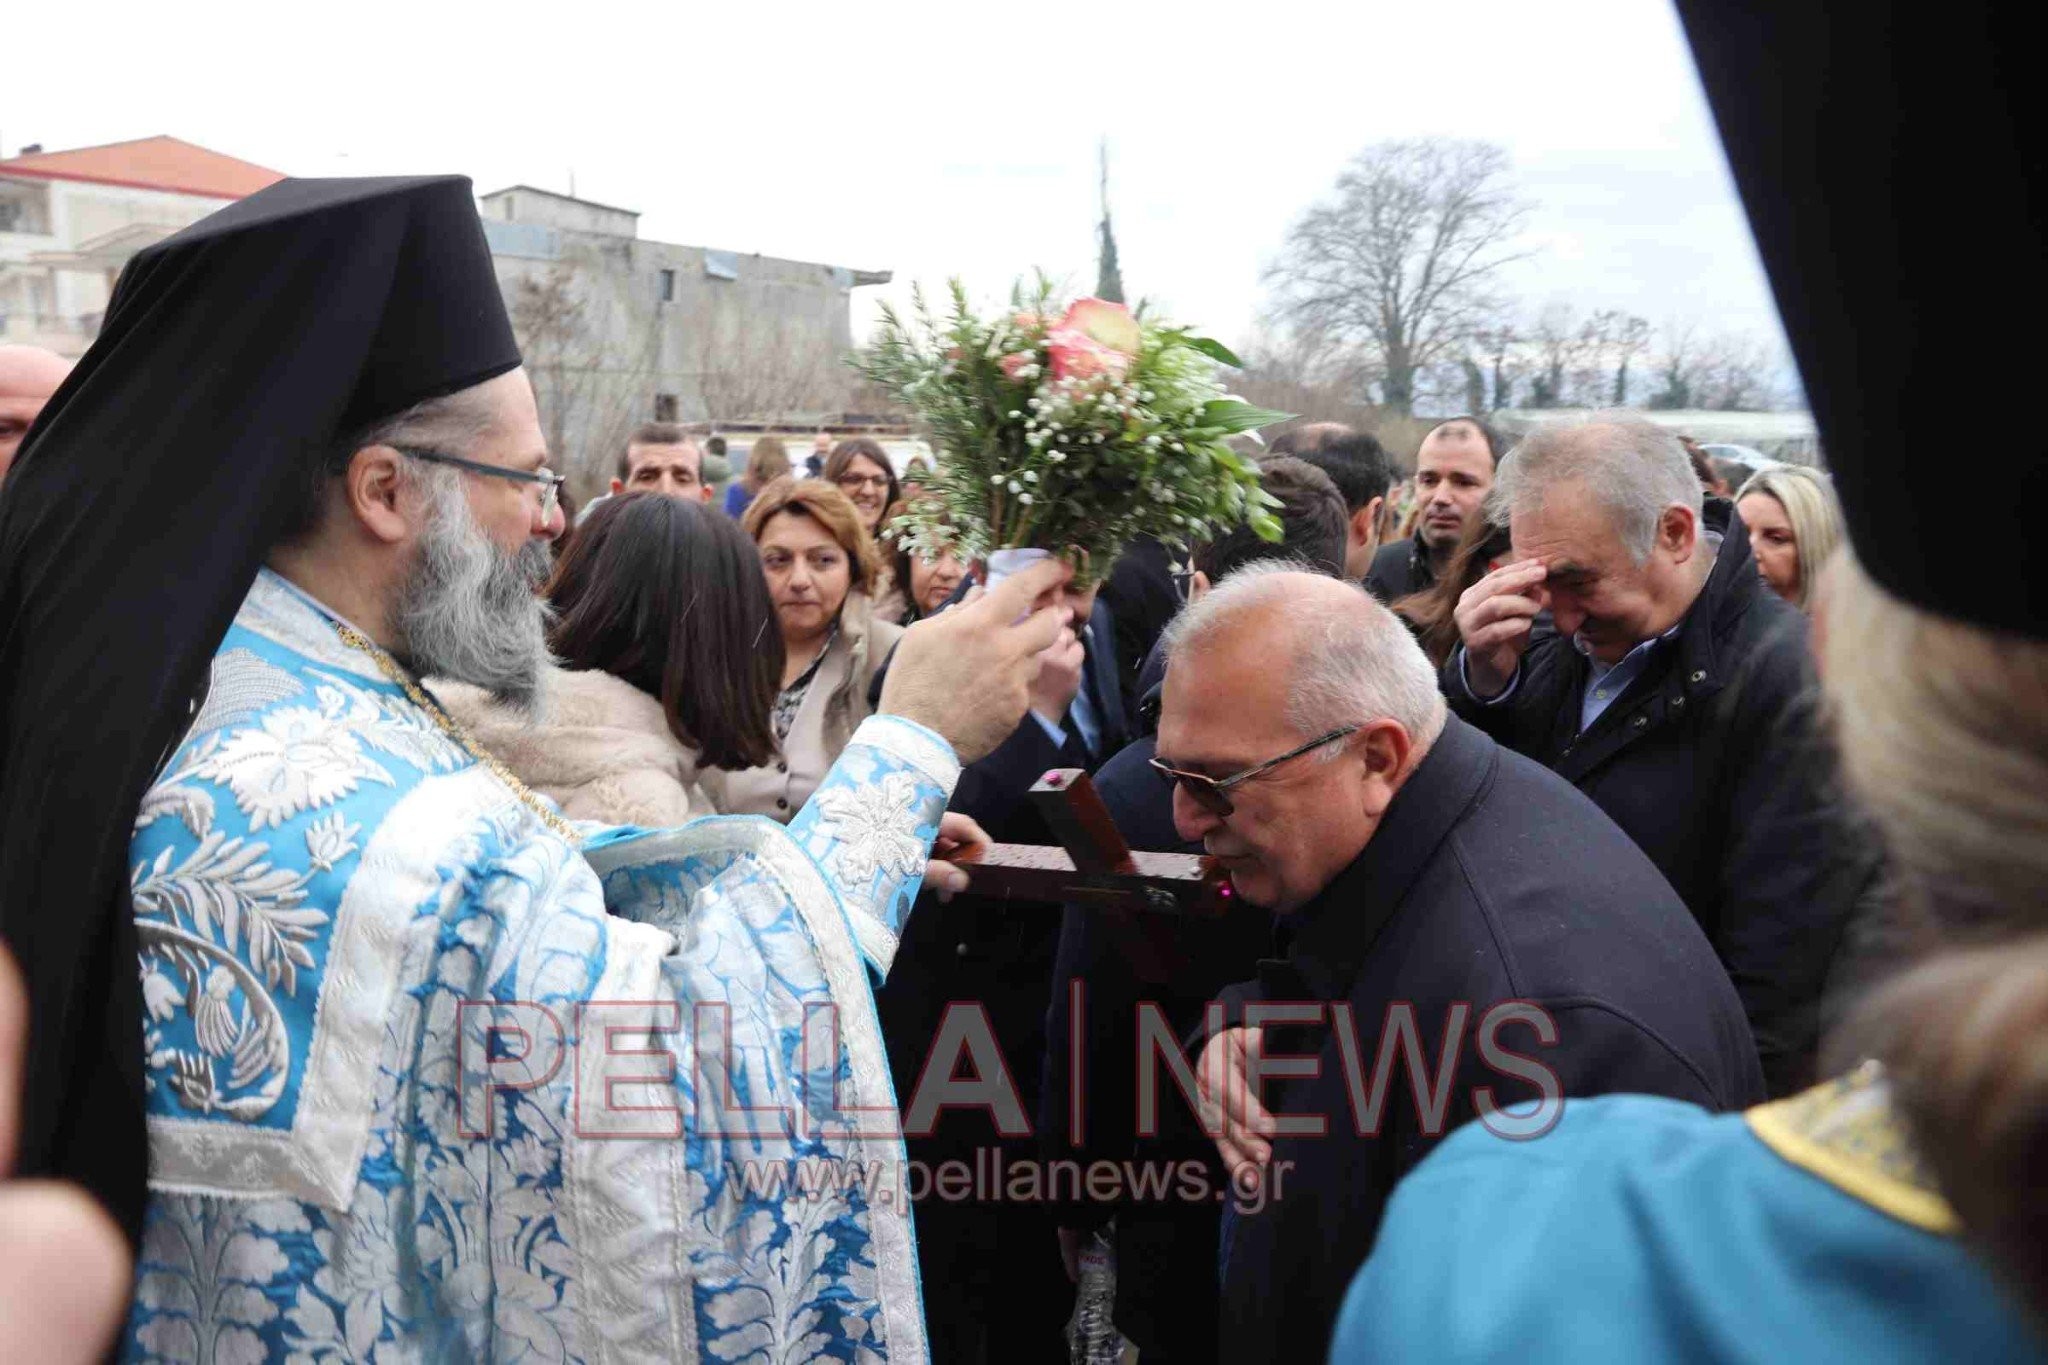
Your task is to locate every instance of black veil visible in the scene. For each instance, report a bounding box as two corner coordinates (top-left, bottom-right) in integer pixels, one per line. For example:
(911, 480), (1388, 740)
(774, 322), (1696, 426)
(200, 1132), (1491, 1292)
(0, 176), (520, 1240)
(1675, 1), (2043, 638)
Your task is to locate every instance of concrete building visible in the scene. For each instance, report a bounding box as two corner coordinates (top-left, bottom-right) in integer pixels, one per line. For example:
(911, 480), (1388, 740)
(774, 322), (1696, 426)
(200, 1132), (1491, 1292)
(0, 136), (283, 354)
(479, 185), (890, 487)
(2, 140), (890, 488)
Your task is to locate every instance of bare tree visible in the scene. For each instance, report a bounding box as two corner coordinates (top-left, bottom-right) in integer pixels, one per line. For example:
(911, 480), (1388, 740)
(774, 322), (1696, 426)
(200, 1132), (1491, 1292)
(1232, 321), (1381, 429)
(1645, 320), (1784, 411)
(1526, 303), (1605, 408)
(1693, 331), (1780, 411)
(1470, 320), (1526, 411)
(1590, 310), (1652, 405)
(693, 299), (849, 426)
(1265, 138), (1529, 415)
(1646, 319), (1702, 410)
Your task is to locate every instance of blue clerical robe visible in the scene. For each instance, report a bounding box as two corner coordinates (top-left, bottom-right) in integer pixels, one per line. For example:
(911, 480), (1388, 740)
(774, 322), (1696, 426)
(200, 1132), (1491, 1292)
(1330, 1065), (2042, 1362)
(123, 568), (950, 1362)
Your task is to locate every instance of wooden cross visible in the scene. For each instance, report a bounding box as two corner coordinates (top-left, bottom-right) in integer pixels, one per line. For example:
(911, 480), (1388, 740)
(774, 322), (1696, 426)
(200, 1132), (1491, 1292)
(943, 768), (1236, 919)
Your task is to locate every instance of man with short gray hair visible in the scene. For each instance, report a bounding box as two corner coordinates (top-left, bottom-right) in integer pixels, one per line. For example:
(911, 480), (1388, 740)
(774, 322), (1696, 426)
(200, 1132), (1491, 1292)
(1153, 565), (1758, 1362)
(1448, 412), (1880, 1097)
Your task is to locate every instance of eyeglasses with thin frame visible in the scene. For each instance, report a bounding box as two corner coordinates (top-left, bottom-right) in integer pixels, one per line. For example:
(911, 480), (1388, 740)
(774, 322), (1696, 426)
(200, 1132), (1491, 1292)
(836, 472), (892, 492)
(1149, 726), (1362, 816)
(397, 446), (565, 521)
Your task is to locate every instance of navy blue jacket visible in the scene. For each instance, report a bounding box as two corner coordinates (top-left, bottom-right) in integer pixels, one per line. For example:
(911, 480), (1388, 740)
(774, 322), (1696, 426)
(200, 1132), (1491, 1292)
(1195, 715), (1763, 1364)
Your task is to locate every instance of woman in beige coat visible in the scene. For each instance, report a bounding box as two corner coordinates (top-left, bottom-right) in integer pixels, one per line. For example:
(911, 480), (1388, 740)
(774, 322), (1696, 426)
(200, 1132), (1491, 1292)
(439, 491), (784, 827)
(705, 477), (903, 821)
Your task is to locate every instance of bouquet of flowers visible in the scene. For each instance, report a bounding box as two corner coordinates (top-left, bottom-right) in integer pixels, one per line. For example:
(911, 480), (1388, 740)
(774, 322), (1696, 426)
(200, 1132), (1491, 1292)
(857, 279), (1288, 585)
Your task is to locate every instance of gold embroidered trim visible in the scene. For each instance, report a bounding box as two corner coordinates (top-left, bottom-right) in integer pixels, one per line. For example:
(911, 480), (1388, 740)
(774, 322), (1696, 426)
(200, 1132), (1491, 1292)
(331, 622), (578, 842)
(1745, 1060), (1959, 1236)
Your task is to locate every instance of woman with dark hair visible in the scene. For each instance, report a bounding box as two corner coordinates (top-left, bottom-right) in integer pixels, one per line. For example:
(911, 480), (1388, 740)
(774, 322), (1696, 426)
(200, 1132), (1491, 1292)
(1388, 516), (1514, 668)
(708, 477), (904, 821)
(888, 494), (967, 624)
(438, 492), (784, 826)
(824, 437), (908, 620)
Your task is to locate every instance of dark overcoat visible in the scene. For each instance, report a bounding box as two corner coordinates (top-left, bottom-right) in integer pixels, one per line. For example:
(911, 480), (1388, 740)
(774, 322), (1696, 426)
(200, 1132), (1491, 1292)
(1200, 715), (1764, 1363)
(1443, 501), (1882, 1094)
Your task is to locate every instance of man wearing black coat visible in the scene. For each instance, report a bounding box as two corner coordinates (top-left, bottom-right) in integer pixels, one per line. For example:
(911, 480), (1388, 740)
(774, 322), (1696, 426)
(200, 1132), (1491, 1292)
(1039, 457), (1349, 1361)
(1446, 413), (1879, 1096)
(1364, 415), (1500, 601)
(1159, 566), (1761, 1363)
(872, 573), (1126, 1362)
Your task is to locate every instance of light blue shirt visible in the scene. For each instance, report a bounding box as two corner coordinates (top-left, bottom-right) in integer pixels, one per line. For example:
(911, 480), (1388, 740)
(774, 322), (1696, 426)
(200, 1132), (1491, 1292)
(1458, 624), (1677, 736)
(1458, 540), (1716, 735)
(1575, 624), (1679, 731)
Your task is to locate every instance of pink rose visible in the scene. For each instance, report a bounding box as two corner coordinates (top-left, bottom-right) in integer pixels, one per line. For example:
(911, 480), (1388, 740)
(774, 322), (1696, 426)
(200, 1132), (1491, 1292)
(1045, 328), (1131, 382)
(1000, 352), (1037, 381)
(1059, 297), (1142, 355)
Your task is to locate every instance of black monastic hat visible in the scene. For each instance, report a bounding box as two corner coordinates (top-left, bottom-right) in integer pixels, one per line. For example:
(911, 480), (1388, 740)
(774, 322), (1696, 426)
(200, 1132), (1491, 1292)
(0, 177), (521, 1240)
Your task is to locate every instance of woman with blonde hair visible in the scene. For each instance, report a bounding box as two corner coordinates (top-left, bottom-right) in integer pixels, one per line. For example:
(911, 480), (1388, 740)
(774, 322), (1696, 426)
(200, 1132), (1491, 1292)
(721, 434), (792, 520)
(1735, 464), (1845, 610)
(707, 477), (903, 821)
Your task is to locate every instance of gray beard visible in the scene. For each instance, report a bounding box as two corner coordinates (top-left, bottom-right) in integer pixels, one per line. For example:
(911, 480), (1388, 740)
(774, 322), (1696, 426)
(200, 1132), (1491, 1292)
(395, 480), (554, 712)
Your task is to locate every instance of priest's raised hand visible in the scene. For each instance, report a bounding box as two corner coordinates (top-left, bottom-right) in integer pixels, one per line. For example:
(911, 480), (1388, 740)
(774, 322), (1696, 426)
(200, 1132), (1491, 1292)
(879, 555), (1072, 763)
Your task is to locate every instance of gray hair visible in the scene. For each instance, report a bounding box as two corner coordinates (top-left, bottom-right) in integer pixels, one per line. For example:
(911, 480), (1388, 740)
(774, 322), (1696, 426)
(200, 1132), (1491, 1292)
(1162, 560), (1446, 751)
(1492, 411), (1703, 561)
(397, 469), (555, 711)
(281, 385), (505, 543)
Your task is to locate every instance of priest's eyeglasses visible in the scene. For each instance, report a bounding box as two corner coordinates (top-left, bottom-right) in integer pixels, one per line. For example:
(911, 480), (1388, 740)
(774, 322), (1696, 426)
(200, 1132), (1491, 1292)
(1149, 726), (1361, 817)
(398, 447), (566, 521)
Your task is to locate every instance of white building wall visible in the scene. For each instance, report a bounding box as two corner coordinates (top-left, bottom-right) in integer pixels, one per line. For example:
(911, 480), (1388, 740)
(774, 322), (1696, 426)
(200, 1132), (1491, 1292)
(0, 175), (232, 353)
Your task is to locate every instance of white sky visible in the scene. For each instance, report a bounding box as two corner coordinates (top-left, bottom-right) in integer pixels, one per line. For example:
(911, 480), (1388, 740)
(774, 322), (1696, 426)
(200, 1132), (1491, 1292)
(5, 0), (1787, 357)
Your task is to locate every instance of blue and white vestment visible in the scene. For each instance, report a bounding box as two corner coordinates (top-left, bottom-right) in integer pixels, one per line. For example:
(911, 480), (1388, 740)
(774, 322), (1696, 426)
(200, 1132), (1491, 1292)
(123, 568), (949, 1362)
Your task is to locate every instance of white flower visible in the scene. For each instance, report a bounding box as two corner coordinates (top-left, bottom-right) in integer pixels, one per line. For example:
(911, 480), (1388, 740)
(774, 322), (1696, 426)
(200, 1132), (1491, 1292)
(194, 966), (239, 1056)
(197, 706), (393, 829)
(304, 812), (362, 872)
(1019, 493), (1035, 505)
(814, 772), (928, 884)
(141, 961), (184, 1023)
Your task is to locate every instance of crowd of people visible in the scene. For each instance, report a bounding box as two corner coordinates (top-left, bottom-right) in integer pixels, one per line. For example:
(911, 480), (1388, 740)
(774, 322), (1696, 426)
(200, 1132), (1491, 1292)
(0, 20), (2043, 1356)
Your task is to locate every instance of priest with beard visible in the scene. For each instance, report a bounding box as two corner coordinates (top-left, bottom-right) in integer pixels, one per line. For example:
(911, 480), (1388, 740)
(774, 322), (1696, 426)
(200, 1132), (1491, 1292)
(0, 176), (1068, 1362)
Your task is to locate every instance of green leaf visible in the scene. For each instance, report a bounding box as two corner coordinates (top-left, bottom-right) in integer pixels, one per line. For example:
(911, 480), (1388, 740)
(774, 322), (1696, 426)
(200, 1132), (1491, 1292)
(1198, 400), (1293, 436)
(1182, 335), (1245, 369)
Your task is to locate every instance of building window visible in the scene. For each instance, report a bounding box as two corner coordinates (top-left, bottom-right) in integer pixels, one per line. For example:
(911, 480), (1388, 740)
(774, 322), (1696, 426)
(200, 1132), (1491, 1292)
(658, 268), (676, 302)
(653, 393), (679, 422)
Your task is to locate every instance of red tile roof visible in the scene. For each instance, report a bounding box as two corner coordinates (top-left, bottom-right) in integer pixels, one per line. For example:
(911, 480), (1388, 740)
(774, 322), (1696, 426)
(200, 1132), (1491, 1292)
(0, 136), (283, 199)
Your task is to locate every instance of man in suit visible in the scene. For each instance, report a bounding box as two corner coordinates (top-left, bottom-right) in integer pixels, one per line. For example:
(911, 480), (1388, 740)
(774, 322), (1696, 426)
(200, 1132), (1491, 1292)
(1364, 415), (1501, 601)
(1445, 412), (1880, 1094)
(1039, 458), (1349, 1362)
(1167, 566), (1762, 1362)
(872, 566), (1126, 1362)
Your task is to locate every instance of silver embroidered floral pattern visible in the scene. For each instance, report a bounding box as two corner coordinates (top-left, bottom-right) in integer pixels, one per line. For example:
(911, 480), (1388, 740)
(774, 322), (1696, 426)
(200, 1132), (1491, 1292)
(131, 832), (326, 994)
(193, 705), (395, 830)
(811, 771), (928, 884)
(305, 812), (361, 873)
